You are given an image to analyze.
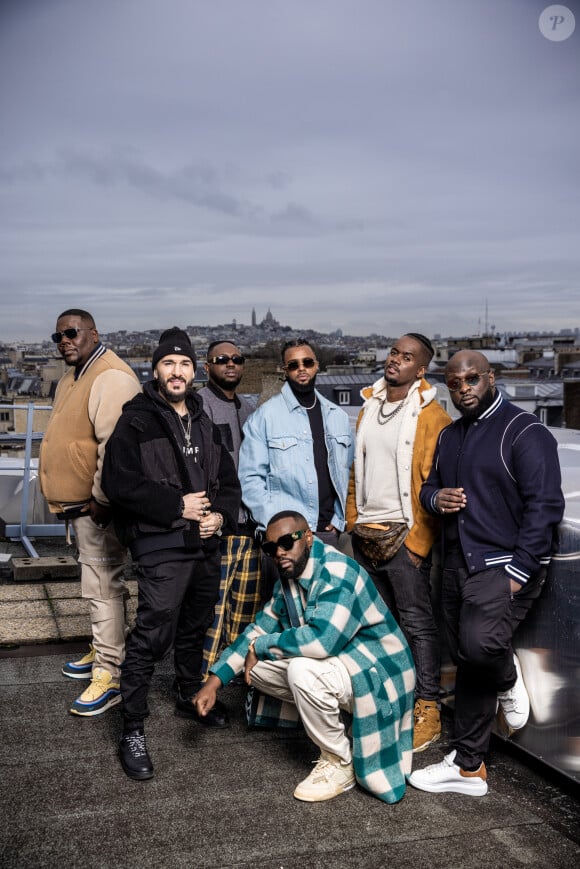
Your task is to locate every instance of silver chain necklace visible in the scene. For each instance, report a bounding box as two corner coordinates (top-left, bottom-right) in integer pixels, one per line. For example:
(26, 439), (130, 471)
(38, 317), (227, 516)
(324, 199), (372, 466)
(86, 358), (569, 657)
(377, 394), (407, 425)
(178, 413), (193, 455)
(302, 396), (317, 411)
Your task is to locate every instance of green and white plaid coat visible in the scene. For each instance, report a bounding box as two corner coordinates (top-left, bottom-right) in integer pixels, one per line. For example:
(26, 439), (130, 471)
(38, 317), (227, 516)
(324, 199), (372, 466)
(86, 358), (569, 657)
(211, 538), (416, 804)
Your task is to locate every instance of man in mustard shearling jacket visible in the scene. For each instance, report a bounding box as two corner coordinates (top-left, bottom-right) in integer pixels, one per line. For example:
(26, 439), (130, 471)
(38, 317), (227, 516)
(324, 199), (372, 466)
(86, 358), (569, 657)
(40, 309), (140, 717)
(346, 333), (450, 752)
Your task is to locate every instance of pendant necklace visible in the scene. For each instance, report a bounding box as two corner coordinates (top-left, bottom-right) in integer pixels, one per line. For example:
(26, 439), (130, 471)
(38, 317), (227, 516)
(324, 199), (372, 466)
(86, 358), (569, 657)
(377, 394), (407, 425)
(178, 413), (194, 456)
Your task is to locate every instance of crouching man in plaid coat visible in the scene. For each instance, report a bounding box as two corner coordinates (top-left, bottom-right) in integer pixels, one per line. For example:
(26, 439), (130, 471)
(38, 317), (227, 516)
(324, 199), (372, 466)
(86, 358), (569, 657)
(194, 510), (416, 803)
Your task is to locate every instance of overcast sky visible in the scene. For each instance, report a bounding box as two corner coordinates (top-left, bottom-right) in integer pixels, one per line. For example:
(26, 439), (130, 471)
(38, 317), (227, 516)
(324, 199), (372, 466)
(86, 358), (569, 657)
(1, 0), (578, 343)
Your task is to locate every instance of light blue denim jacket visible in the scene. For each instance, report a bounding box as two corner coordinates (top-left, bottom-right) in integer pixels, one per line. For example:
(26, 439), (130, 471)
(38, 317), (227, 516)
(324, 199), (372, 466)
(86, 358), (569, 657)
(239, 382), (354, 532)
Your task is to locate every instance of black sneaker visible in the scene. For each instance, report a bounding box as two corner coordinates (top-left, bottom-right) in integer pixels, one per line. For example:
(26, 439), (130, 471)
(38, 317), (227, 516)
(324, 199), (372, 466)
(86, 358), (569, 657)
(175, 689), (230, 728)
(119, 729), (154, 781)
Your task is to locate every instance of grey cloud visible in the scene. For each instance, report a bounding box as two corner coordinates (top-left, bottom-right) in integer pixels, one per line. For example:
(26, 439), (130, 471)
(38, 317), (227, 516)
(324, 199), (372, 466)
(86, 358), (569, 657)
(0, 0), (579, 341)
(59, 150), (255, 217)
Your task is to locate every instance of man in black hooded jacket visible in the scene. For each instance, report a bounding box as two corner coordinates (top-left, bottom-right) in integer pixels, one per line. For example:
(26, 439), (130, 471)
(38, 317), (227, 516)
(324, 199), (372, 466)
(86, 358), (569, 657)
(102, 328), (240, 780)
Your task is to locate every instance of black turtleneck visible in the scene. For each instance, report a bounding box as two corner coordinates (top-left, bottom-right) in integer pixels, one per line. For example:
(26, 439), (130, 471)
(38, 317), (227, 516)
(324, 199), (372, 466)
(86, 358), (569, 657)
(288, 381), (336, 531)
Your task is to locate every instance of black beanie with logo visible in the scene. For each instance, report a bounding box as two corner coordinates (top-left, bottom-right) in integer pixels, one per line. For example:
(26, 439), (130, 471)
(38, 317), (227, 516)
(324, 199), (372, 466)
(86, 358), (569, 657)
(151, 327), (197, 370)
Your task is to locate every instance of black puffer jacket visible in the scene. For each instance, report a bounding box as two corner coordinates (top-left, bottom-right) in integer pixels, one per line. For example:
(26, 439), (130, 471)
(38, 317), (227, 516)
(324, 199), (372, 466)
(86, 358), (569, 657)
(102, 381), (240, 555)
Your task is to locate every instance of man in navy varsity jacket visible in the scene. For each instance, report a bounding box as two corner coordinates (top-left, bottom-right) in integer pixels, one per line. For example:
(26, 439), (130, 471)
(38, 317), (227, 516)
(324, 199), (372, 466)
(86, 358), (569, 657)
(409, 350), (564, 797)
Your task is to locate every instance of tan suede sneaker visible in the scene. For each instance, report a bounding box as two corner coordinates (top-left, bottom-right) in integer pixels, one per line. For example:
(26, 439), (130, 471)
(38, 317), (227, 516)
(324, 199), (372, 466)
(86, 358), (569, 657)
(413, 698), (441, 752)
(293, 751), (356, 802)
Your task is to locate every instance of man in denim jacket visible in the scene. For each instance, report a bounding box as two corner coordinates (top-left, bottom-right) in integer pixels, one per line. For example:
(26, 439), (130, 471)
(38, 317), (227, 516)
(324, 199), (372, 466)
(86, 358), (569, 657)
(238, 339), (354, 547)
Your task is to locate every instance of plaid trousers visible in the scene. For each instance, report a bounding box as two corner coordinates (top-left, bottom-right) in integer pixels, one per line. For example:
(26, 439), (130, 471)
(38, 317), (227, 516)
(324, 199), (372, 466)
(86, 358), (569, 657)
(202, 534), (262, 674)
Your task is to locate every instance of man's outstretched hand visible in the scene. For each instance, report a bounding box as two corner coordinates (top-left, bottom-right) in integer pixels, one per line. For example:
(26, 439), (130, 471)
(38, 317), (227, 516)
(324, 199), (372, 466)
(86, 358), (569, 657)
(194, 674), (221, 717)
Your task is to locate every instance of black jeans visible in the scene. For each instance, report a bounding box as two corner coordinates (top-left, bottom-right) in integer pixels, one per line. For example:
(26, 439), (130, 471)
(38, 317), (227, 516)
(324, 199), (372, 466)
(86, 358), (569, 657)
(121, 549), (221, 727)
(442, 556), (547, 769)
(315, 528), (340, 547)
(351, 539), (441, 701)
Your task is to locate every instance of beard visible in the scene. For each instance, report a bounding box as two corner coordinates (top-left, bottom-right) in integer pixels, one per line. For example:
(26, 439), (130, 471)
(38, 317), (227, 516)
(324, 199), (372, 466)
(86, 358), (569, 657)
(157, 375), (194, 404)
(277, 544), (311, 580)
(454, 385), (496, 420)
(288, 375), (317, 396)
(211, 372), (243, 391)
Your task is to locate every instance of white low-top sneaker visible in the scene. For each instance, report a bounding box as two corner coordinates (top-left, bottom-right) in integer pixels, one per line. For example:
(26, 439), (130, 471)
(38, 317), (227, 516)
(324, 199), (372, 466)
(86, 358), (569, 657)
(498, 654), (530, 731)
(408, 749), (488, 796)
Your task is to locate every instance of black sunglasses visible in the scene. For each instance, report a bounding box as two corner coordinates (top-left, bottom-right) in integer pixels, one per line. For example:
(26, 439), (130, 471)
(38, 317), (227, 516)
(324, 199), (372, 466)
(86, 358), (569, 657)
(208, 354), (245, 365)
(262, 530), (306, 558)
(446, 371), (490, 392)
(283, 357), (316, 372)
(51, 327), (93, 343)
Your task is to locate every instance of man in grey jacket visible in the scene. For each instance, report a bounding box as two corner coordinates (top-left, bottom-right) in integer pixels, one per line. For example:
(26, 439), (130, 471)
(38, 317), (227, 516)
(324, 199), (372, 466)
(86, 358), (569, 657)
(198, 340), (262, 682)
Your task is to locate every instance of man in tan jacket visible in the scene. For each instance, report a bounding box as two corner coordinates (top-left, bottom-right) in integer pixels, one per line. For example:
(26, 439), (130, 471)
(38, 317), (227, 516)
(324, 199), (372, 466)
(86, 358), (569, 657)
(40, 309), (141, 716)
(346, 333), (450, 752)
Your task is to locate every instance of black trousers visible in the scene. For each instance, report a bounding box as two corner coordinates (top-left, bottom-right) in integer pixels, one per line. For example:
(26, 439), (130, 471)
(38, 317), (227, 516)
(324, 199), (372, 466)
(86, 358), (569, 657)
(315, 528), (340, 547)
(352, 539), (441, 701)
(121, 549), (221, 728)
(442, 554), (546, 769)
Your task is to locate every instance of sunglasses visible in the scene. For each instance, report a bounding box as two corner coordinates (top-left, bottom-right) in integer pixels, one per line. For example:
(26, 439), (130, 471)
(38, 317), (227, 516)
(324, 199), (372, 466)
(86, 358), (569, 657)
(208, 354), (245, 365)
(51, 327), (93, 343)
(446, 371), (491, 392)
(283, 357), (316, 372)
(262, 530), (306, 558)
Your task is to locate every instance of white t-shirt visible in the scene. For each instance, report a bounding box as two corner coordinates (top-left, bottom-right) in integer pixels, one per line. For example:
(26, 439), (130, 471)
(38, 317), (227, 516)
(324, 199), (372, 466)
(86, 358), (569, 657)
(356, 395), (406, 524)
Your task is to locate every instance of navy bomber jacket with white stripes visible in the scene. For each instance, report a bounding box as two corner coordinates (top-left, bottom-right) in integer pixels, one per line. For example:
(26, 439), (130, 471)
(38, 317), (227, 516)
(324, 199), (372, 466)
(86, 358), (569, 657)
(420, 392), (564, 585)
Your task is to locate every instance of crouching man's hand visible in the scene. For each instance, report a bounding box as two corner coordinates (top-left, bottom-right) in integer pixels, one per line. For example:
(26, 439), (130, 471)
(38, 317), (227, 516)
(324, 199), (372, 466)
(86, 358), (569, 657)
(245, 639), (258, 686)
(194, 674), (222, 717)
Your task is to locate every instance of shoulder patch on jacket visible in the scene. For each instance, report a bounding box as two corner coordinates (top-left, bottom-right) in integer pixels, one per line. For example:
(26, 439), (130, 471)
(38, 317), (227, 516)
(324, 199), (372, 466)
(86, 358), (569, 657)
(129, 414), (147, 433)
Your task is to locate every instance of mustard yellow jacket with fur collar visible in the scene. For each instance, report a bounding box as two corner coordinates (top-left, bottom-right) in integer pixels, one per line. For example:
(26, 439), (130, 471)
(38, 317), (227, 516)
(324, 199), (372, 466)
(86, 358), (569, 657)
(346, 377), (451, 558)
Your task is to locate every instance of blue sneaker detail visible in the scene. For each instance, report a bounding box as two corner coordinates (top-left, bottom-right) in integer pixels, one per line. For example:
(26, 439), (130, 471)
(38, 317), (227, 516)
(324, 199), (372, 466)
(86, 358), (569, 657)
(62, 645), (96, 680)
(69, 668), (121, 717)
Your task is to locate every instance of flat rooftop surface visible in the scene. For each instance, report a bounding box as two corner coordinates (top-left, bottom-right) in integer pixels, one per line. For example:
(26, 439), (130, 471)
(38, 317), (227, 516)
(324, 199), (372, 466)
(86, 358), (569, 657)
(1, 646), (579, 869)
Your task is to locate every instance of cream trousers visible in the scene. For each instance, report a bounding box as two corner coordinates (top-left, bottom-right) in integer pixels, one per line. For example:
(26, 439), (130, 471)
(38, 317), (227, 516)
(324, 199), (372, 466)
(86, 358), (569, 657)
(250, 656), (354, 763)
(72, 515), (129, 679)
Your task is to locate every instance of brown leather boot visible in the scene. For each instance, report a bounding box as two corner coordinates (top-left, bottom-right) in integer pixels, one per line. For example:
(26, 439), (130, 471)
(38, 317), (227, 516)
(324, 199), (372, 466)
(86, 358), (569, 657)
(413, 698), (441, 752)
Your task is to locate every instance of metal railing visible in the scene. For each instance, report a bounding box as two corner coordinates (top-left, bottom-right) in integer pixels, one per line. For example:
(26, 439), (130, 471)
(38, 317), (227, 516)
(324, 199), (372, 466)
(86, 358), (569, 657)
(1, 402), (66, 557)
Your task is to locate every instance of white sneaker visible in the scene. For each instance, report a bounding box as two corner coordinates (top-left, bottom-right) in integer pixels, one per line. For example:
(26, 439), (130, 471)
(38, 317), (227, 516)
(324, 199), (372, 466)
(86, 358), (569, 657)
(516, 648), (565, 725)
(497, 654), (530, 731)
(293, 751), (356, 802)
(408, 750), (488, 796)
